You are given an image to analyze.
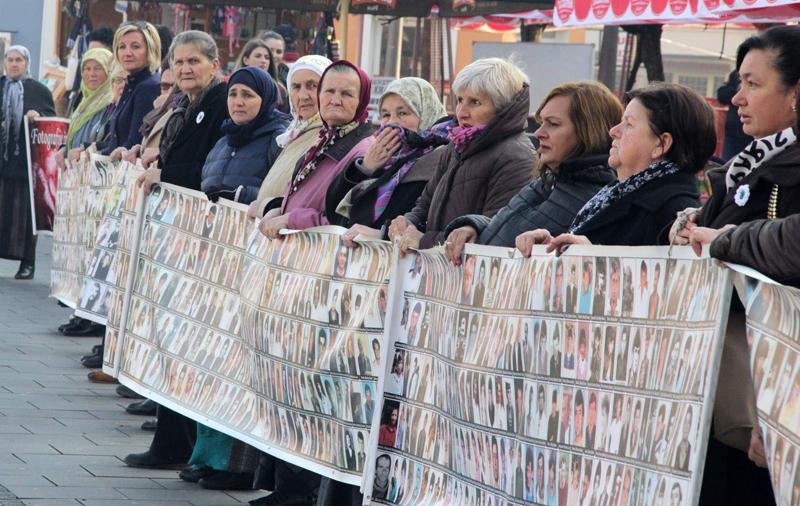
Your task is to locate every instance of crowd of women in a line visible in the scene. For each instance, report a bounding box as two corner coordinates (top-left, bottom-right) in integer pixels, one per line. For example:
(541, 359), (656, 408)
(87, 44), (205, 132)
(0, 18), (798, 506)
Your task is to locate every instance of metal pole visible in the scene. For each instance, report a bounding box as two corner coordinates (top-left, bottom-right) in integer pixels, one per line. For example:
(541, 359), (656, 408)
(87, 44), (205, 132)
(445, 19), (455, 112)
(395, 18), (404, 78)
(339, 0), (350, 60)
(597, 25), (619, 91)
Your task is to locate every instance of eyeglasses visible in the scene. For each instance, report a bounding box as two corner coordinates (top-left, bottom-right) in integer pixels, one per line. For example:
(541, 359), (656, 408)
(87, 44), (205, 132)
(111, 77), (126, 84)
(160, 82), (174, 91)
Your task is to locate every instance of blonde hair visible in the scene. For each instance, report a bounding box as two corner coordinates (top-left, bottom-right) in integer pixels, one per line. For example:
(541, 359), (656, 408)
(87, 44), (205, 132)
(113, 22), (162, 73)
(535, 81), (623, 160)
(452, 58), (529, 111)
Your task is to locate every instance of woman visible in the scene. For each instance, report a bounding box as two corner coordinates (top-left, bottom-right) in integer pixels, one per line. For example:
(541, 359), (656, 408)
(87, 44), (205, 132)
(517, 82), (714, 254)
(180, 65), (288, 492)
(126, 30), (230, 471)
(388, 58), (535, 252)
(201, 66), (289, 203)
(103, 21), (161, 154)
(247, 54), (331, 219)
(252, 60), (374, 506)
(676, 26), (799, 506)
(0, 45), (55, 279)
(326, 77), (448, 245)
(259, 60), (374, 238)
(64, 47), (115, 155)
(443, 81), (621, 263)
(235, 39), (288, 114)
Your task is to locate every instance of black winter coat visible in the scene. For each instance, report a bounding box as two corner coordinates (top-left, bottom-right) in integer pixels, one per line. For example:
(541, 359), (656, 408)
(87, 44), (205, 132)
(445, 154), (617, 247)
(325, 147), (445, 237)
(102, 68), (159, 154)
(0, 78), (55, 179)
(160, 82), (229, 192)
(201, 115), (289, 204)
(574, 170), (700, 246)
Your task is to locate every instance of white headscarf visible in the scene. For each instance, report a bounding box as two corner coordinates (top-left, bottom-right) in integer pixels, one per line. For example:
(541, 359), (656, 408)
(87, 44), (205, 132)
(276, 54), (332, 148)
(380, 77), (446, 132)
(2, 45), (32, 159)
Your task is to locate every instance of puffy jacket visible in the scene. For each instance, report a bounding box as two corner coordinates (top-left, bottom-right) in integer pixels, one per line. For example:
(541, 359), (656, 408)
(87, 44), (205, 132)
(201, 116), (289, 204)
(445, 154), (616, 247)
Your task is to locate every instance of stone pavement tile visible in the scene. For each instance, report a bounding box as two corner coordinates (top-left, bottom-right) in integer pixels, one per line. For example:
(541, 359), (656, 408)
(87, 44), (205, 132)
(81, 463), (181, 479)
(221, 489), (267, 503)
(21, 500), (82, 506)
(0, 407), (101, 420)
(5, 484), (126, 500)
(14, 454), (123, 469)
(80, 501), (193, 506)
(0, 435), (59, 454)
(0, 474), (52, 487)
(43, 475), (162, 489)
(82, 434), (152, 447)
(116, 486), (246, 505)
(48, 439), (145, 458)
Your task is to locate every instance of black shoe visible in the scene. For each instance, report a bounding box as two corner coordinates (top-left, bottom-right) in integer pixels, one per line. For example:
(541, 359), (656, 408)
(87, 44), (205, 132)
(116, 385), (144, 399)
(179, 465), (215, 483)
(126, 398), (157, 416)
(59, 316), (84, 333)
(199, 471), (254, 491)
(62, 321), (106, 337)
(141, 419), (157, 431)
(81, 353), (102, 369)
(57, 300), (68, 308)
(14, 262), (34, 280)
(249, 491), (316, 506)
(123, 450), (186, 469)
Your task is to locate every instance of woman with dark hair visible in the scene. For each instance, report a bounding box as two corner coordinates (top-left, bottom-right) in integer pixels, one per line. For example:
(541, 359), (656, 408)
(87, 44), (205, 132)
(235, 39), (288, 113)
(519, 82), (715, 253)
(443, 81), (621, 263)
(675, 25), (800, 506)
(0, 45), (55, 279)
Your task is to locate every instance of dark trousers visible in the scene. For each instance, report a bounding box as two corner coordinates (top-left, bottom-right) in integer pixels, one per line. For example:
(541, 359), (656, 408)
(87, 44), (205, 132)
(699, 435), (776, 506)
(253, 453), (320, 497)
(149, 405), (196, 461)
(22, 230), (36, 263)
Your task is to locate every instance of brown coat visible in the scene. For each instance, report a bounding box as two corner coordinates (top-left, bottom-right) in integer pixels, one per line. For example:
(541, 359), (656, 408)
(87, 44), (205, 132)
(404, 85), (537, 248)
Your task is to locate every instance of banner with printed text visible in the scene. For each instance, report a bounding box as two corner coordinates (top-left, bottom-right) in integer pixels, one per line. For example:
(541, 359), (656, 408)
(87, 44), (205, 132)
(24, 116), (69, 234)
(365, 244), (732, 505)
(738, 273), (800, 506)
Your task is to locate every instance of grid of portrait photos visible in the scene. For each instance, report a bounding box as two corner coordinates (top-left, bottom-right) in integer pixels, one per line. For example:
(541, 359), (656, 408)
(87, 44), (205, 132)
(101, 164), (145, 373)
(368, 244), (731, 505)
(237, 228), (392, 484)
(50, 156), (86, 307)
(741, 277), (800, 506)
(76, 159), (139, 325)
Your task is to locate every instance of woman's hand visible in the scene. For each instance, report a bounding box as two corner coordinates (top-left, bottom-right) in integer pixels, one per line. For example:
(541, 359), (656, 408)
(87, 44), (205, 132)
(688, 225), (736, 256)
(141, 148), (159, 168)
(546, 233), (591, 256)
(445, 226), (478, 265)
(341, 224), (382, 248)
(515, 229), (554, 257)
(388, 216), (411, 242)
(259, 213), (290, 239)
(362, 127), (402, 173)
(55, 147), (66, 170)
(25, 110), (41, 121)
(247, 200), (264, 220)
(67, 147), (84, 162)
(669, 207), (699, 245)
(123, 144), (142, 163)
(396, 224), (423, 256)
(137, 166), (162, 196)
(110, 147), (127, 161)
(748, 427), (767, 468)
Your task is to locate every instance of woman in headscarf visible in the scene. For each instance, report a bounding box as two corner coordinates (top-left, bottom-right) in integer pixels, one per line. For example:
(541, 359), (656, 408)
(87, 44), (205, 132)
(103, 21), (161, 155)
(258, 60), (374, 238)
(234, 39), (288, 113)
(246, 54), (331, 219)
(64, 48), (115, 155)
(178, 66), (289, 491)
(0, 45), (55, 279)
(326, 77), (449, 245)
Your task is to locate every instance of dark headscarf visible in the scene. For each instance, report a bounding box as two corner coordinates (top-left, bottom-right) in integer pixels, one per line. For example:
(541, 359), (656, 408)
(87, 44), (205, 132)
(221, 66), (282, 147)
(318, 60), (372, 127)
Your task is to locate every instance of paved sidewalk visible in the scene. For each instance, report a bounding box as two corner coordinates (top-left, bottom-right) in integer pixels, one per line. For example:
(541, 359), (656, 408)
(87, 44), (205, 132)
(0, 238), (262, 506)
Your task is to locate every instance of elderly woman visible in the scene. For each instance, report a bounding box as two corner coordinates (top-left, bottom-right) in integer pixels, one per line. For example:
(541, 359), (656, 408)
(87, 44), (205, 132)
(234, 39), (287, 113)
(63, 48), (115, 155)
(388, 58), (535, 253)
(0, 45), (55, 280)
(258, 60), (374, 239)
(103, 21), (161, 154)
(674, 26), (800, 506)
(126, 30), (230, 471)
(326, 77), (448, 245)
(247, 54), (331, 219)
(519, 83), (714, 254)
(443, 81), (621, 263)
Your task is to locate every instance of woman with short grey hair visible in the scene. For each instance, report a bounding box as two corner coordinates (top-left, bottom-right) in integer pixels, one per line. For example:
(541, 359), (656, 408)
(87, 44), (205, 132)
(389, 57), (537, 251)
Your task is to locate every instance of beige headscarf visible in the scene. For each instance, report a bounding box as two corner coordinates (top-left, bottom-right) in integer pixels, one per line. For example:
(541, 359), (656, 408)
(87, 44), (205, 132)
(379, 77), (446, 132)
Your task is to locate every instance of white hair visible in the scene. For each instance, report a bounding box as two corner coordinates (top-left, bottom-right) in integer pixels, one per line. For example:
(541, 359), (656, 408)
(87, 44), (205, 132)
(452, 58), (529, 111)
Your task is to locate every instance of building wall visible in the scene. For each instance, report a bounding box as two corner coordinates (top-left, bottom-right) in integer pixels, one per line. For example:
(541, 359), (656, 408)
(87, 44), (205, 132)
(0, 0), (46, 78)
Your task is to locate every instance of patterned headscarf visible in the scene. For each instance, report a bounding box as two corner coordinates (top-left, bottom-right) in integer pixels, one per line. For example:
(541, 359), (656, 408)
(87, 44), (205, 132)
(379, 77), (446, 133)
(67, 48), (114, 149)
(2, 45), (31, 159)
(276, 54), (332, 148)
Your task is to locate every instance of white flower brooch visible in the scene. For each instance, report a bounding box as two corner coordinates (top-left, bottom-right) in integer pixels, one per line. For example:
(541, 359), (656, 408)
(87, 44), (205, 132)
(734, 184), (750, 207)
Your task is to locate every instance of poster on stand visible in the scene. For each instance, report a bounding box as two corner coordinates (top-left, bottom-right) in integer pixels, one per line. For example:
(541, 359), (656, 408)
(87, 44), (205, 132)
(24, 116), (69, 234)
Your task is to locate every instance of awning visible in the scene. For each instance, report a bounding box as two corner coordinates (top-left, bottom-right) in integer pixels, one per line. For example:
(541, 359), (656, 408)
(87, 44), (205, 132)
(348, 0), (555, 17)
(178, 0), (339, 10)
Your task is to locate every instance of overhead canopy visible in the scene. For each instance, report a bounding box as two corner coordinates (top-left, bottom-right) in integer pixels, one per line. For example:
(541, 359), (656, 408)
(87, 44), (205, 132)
(181, 0), (339, 9)
(349, 0), (555, 16)
(553, 0), (800, 25)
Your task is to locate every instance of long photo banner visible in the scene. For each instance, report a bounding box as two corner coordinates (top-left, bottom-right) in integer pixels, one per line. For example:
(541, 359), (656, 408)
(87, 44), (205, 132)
(105, 182), (392, 486)
(737, 271), (800, 506)
(365, 244), (732, 505)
